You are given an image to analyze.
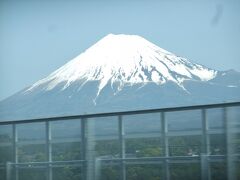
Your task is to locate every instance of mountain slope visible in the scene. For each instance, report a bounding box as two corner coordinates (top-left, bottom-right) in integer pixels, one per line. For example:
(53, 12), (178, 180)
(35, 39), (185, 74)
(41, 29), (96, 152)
(0, 34), (239, 121)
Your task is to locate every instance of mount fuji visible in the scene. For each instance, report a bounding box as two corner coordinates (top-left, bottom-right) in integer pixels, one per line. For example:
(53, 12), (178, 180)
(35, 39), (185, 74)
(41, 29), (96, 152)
(0, 34), (240, 121)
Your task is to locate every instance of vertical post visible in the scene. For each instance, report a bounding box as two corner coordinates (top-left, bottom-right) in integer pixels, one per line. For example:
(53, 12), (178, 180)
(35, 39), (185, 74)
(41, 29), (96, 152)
(6, 162), (11, 180)
(201, 109), (210, 180)
(81, 118), (86, 180)
(85, 118), (96, 180)
(46, 121), (52, 180)
(161, 112), (169, 180)
(201, 109), (210, 154)
(13, 124), (18, 180)
(118, 115), (126, 180)
(224, 107), (235, 180)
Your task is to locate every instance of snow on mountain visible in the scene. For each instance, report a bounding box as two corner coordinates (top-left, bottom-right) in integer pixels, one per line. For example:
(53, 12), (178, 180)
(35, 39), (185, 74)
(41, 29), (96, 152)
(25, 34), (217, 97)
(1, 34), (239, 121)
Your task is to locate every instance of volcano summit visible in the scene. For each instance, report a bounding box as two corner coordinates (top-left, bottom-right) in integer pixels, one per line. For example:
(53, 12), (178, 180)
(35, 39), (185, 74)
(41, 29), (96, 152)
(0, 34), (240, 120)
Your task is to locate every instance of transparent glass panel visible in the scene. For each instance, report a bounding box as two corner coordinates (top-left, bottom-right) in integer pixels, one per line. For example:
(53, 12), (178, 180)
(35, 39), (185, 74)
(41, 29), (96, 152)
(166, 110), (202, 131)
(88, 116), (118, 137)
(17, 123), (45, 141)
(210, 162), (227, 180)
(17, 123), (46, 162)
(0, 146), (13, 163)
(51, 120), (81, 140)
(124, 113), (162, 158)
(207, 108), (224, 129)
(0, 168), (5, 180)
(125, 138), (163, 157)
(87, 116), (119, 159)
(18, 144), (46, 162)
(209, 134), (226, 155)
(235, 162), (240, 180)
(51, 120), (81, 161)
(18, 168), (47, 180)
(170, 163), (201, 180)
(52, 142), (81, 161)
(169, 135), (201, 156)
(126, 164), (163, 180)
(227, 106), (240, 130)
(0, 125), (13, 163)
(99, 164), (121, 180)
(231, 133), (240, 155)
(124, 113), (161, 135)
(0, 125), (12, 142)
(52, 166), (82, 180)
(95, 140), (119, 158)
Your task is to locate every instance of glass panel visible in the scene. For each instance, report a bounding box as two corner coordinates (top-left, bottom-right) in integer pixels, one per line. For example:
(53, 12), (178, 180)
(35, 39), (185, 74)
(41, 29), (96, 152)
(207, 108), (224, 129)
(18, 144), (46, 162)
(166, 110), (202, 131)
(124, 113), (161, 134)
(17, 123), (46, 162)
(99, 164), (121, 180)
(0, 125), (12, 142)
(52, 166), (82, 180)
(0, 125), (13, 163)
(125, 138), (162, 157)
(87, 116), (119, 159)
(235, 162), (240, 180)
(18, 168), (47, 180)
(170, 163), (201, 180)
(52, 142), (81, 161)
(210, 162), (227, 180)
(228, 106), (240, 129)
(0, 145), (13, 163)
(209, 134), (226, 155)
(0, 168), (5, 180)
(124, 113), (162, 157)
(51, 120), (81, 140)
(51, 120), (81, 161)
(126, 164), (163, 180)
(17, 123), (45, 141)
(169, 135), (201, 156)
(231, 133), (240, 155)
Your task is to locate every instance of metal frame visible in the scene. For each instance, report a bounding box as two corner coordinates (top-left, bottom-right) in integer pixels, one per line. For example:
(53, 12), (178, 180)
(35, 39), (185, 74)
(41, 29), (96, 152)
(1, 101), (240, 180)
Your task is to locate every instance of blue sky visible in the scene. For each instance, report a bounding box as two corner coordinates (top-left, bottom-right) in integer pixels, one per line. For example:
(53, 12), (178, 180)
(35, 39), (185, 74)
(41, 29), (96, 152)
(0, 0), (240, 101)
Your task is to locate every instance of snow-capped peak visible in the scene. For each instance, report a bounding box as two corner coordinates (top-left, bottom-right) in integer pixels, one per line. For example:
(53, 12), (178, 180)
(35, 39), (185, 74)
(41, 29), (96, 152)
(26, 34), (217, 96)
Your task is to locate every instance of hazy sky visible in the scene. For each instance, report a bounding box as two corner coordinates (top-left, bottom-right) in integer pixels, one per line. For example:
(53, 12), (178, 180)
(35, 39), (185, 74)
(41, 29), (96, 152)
(0, 0), (240, 101)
